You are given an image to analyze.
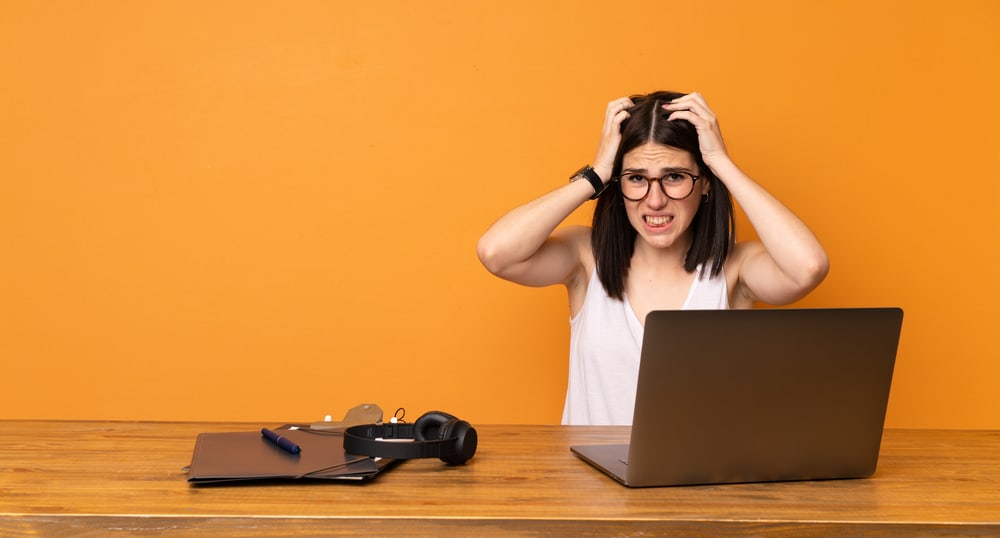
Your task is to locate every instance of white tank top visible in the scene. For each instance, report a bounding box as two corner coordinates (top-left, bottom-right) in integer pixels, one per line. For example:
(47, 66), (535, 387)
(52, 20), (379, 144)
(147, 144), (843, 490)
(562, 265), (729, 425)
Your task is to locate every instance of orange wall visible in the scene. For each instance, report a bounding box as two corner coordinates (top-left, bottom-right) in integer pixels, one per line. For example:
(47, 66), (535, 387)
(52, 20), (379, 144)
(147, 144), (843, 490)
(2, 1), (998, 427)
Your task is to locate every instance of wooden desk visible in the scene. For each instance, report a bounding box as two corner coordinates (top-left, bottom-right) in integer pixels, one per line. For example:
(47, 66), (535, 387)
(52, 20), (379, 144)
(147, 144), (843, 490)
(1, 421), (998, 536)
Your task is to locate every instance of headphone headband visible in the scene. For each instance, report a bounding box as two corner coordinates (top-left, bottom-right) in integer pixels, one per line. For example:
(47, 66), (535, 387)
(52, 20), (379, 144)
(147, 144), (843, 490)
(342, 411), (477, 465)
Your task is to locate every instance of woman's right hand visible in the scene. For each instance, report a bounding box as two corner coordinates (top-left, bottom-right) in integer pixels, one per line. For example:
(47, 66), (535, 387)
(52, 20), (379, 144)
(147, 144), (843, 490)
(593, 97), (633, 182)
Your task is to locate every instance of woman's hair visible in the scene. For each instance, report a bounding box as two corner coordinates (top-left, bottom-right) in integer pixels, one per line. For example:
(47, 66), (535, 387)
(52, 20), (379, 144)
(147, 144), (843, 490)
(591, 90), (735, 300)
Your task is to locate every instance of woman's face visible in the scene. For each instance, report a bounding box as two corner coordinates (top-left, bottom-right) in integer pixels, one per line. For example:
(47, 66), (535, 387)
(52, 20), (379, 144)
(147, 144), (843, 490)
(620, 142), (709, 252)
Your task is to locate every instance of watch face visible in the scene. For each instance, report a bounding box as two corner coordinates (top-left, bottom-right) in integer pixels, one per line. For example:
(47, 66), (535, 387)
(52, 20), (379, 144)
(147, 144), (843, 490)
(571, 165), (588, 179)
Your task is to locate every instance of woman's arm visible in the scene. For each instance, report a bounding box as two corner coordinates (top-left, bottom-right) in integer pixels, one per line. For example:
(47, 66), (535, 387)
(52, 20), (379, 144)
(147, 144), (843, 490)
(477, 98), (635, 288)
(476, 181), (595, 288)
(663, 93), (829, 305)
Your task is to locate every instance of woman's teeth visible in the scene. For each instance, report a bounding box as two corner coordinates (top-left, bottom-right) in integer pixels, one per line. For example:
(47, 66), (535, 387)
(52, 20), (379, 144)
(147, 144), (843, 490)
(644, 215), (673, 226)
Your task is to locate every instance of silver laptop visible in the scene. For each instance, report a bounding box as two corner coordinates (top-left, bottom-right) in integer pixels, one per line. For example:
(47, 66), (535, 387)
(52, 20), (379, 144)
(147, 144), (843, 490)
(571, 308), (904, 487)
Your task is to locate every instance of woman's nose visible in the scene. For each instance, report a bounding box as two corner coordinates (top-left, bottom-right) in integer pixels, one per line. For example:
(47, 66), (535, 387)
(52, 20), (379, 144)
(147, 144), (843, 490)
(644, 180), (669, 208)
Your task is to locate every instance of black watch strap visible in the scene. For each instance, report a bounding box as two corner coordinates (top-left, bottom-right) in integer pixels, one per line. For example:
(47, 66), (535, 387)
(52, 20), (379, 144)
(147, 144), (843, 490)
(570, 165), (608, 200)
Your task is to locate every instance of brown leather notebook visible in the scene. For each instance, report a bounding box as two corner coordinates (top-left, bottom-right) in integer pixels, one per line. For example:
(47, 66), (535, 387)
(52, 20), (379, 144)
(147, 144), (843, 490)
(187, 426), (392, 484)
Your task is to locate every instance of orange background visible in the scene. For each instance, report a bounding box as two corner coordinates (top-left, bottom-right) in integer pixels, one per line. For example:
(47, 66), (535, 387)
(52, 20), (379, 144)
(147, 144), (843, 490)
(2, 1), (998, 428)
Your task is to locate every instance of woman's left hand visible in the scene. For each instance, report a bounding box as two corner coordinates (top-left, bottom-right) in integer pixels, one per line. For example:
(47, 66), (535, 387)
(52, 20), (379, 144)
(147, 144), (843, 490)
(661, 92), (730, 168)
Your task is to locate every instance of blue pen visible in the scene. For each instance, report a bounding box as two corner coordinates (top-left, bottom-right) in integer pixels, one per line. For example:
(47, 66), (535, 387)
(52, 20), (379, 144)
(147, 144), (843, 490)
(261, 428), (301, 454)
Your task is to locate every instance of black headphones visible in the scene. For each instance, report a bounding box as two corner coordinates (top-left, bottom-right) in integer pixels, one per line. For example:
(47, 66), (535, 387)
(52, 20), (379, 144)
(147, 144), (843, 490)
(343, 410), (477, 465)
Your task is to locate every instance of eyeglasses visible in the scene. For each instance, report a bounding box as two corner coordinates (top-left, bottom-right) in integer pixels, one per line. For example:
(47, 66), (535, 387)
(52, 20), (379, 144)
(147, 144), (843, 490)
(614, 170), (701, 201)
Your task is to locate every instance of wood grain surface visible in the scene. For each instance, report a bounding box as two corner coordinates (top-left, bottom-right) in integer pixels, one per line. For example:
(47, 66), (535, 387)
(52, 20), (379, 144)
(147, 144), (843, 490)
(1, 421), (998, 536)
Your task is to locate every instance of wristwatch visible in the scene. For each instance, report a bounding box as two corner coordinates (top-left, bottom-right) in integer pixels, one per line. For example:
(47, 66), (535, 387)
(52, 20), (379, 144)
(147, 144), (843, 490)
(570, 165), (608, 200)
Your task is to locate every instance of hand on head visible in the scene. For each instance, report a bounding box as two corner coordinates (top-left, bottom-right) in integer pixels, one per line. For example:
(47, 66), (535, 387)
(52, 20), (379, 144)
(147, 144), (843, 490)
(661, 92), (729, 167)
(593, 97), (634, 182)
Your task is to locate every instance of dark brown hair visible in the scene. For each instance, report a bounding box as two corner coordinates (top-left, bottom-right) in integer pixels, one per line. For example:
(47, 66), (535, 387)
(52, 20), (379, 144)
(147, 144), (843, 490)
(591, 91), (735, 300)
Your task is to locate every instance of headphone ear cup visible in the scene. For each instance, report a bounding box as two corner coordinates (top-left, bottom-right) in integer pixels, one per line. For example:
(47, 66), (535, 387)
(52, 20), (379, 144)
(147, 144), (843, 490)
(413, 411), (478, 464)
(413, 411), (458, 441)
(441, 419), (477, 465)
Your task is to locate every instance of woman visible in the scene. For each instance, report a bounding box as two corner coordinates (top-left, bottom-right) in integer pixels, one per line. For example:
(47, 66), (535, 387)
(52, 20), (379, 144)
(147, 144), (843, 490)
(477, 91), (829, 425)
